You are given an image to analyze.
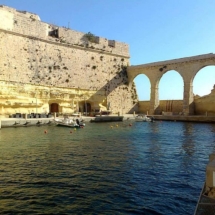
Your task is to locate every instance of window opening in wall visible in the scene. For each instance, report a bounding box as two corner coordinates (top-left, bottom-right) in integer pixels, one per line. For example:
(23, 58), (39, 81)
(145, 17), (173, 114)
(108, 40), (115, 47)
(49, 29), (59, 38)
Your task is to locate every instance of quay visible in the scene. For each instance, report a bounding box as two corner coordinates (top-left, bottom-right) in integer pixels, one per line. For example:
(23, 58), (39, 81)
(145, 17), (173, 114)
(0, 118), (55, 128)
(0, 115), (128, 128)
(150, 115), (215, 123)
(194, 153), (215, 215)
(0, 114), (215, 129)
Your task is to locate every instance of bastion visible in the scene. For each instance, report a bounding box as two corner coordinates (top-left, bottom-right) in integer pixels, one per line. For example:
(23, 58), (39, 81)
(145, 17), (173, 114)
(0, 5), (138, 117)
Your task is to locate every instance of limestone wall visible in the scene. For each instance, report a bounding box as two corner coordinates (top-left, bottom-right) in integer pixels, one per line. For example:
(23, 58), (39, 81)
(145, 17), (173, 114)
(194, 88), (215, 116)
(0, 5), (138, 116)
(138, 101), (150, 114)
(139, 100), (183, 115)
(0, 5), (129, 56)
(139, 92), (215, 116)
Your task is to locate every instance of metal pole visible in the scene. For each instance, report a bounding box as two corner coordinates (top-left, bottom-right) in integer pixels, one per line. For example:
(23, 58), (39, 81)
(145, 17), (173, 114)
(36, 97), (37, 114)
(85, 99), (87, 116)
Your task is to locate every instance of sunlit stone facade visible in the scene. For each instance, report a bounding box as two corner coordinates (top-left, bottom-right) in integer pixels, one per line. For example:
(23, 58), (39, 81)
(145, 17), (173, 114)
(0, 5), (138, 117)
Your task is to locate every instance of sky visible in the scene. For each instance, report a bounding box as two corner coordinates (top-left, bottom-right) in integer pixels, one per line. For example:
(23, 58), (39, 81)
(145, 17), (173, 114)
(1, 0), (215, 100)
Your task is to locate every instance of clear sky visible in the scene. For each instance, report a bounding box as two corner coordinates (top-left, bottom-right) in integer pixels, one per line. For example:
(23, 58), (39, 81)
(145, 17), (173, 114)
(1, 0), (215, 100)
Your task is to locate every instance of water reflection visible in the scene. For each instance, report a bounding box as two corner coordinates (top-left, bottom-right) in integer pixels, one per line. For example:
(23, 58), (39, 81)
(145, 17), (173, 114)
(0, 122), (215, 214)
(181, 123), (195, 156)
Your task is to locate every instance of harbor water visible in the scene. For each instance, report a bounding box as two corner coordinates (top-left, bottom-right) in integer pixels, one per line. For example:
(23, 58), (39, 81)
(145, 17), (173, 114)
(0, 120), (215, 214)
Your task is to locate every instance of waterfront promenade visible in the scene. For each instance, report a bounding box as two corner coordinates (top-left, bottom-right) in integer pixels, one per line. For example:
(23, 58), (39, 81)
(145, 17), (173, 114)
(0, 114), (215, 129)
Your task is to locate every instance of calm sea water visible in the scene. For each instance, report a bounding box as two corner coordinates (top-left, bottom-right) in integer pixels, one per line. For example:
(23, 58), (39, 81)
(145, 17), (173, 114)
(0, 120), (215, 215)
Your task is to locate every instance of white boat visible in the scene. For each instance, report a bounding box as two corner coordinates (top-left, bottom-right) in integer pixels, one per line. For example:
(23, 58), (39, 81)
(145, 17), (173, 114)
(135, 115), (153, 122)
(54, 116), (85, 128)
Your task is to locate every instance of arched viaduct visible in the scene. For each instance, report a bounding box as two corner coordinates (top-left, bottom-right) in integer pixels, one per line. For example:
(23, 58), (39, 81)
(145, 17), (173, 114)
(127, 53), (215, 115)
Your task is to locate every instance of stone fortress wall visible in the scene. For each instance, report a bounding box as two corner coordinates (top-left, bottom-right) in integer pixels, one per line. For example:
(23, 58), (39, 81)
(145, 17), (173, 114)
(139, 87), (215, 116)
(0, 5), (138, 116)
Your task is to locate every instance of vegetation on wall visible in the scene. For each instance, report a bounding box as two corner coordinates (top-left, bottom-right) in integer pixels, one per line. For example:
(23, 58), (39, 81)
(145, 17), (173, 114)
(84, 32), (97, 43)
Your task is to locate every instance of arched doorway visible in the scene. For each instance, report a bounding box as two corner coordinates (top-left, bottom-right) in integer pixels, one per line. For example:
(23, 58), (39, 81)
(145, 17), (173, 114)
(84, 103), (91, 113)
(50, 103), (59, 113)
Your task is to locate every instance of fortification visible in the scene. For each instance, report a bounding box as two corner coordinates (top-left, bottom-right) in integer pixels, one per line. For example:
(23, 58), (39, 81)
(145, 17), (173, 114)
(0, 5), (138, 116)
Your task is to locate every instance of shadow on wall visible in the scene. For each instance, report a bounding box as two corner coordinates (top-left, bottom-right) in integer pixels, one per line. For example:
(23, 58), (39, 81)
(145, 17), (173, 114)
(86, 66), (138, 113)
(127, 103), (139, 114)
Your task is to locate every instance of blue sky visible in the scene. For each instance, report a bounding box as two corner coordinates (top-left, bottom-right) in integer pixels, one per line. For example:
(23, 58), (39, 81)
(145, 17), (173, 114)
(1, 0), (215, 100)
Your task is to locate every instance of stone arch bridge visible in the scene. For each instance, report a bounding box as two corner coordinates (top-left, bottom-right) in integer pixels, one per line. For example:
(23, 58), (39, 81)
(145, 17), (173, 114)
(127, 53), (215, 115)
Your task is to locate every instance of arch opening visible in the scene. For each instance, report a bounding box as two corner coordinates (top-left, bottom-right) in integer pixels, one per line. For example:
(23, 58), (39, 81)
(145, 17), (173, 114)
(159, 70), (183, 100)
(193, 66), (215, 97)
(134, 74), (151, 101)
(133, 74), (150, 114)
(193, 66), (215, 115)
(158, 70), (184, 114)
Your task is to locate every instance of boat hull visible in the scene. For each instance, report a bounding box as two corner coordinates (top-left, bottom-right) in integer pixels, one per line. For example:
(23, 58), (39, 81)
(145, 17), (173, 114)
(56, 122), (85, 128)
(54, 118), (85, 128)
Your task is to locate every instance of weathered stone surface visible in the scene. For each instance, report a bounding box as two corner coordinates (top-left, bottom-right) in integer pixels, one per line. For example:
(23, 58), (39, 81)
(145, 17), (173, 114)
(128, 54), (215, 115)
(0, 5), (138, 117)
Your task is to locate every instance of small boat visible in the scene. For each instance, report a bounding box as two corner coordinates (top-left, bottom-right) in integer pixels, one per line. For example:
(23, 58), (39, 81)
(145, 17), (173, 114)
(54, 116), (85, 128)
(135, 115), (153, 122)
(36, 120), (43, 126)
(23, 121), (31, 126)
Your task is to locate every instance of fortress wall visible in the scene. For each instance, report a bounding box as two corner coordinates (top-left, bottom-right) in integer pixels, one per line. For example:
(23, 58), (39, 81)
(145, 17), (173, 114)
(0, 31), (129, 89)
(139, 100), (183, 114)
(139, 96), (215, 116)
(57, 28), (129, 57)
(0, 5), (137, 115)
(0, 5), (45, 37)
(138, 101), (150, 114)
(194, 101), (215, 116)
(159, 100), (183, 114)
(194, 89), (215, 116)
(12, 15), (47, 38)
(0, 5), (129, 57)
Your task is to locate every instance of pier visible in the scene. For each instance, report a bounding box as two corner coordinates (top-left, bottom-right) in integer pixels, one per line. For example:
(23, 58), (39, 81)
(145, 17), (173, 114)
(150, 115), (215, 123)
(1, 114), (215, 129)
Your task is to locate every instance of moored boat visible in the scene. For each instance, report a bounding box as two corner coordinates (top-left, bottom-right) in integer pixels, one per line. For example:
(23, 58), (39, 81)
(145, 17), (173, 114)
(54, 116), (85, 128)
(135, 115), (153, 122)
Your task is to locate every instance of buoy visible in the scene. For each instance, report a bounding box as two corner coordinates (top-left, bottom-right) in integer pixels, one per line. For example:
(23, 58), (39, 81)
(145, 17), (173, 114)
(44, 130), (47, 134)
(116, 124), (118, 127)
(74, 128), (76, 131)
(110, 125), (113, 128)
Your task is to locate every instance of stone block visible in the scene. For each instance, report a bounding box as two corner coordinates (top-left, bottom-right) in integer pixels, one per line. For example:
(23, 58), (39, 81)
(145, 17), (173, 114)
(206, 160), (215, 188)
(209, 153), (215, 162)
